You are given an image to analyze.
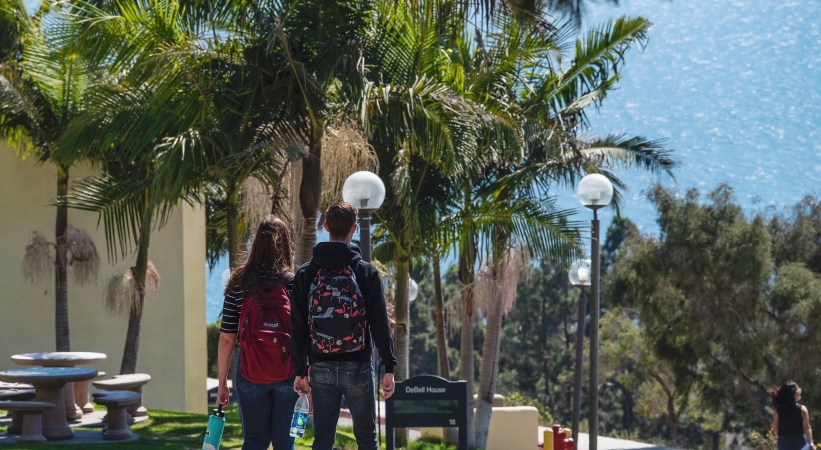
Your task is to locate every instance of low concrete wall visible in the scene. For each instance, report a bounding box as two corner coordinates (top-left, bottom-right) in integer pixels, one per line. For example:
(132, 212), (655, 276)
(421, 405), (539, 450)
(486, 406), (539, 450)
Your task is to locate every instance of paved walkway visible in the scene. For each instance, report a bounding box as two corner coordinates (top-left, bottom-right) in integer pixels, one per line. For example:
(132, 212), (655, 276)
(538, 427), (671, 450)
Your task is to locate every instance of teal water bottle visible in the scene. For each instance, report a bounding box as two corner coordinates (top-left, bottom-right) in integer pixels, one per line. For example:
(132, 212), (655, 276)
(202, 406), (226, 450)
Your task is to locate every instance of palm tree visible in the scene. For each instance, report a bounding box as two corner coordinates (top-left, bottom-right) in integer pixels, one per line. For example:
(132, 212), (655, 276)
(0, 0), (100, 351)
(50, 0), (231, 373)
(361, 4), (512, 445)
(464, 11), (677, 448)
(269, 0), (373, 264)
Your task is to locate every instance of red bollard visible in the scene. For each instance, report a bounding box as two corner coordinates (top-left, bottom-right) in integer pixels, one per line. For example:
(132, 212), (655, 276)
(552, 424), (576, 450)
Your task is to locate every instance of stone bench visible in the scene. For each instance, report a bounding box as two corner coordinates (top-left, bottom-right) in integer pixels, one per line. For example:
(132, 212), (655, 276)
(75, 371), (106, 414)
(0, 388), (35, 401)
(0, 401), (55, 443)
(92, 391), (140, 441)
(0, 389), (36, 434)
(93, 373), (150, 417)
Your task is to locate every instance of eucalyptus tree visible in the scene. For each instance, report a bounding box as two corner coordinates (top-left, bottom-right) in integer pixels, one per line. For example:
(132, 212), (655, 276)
(0, 0), (100, 351)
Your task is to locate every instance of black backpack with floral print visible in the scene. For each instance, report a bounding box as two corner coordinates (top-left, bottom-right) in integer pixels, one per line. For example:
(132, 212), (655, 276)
(307, 264), (367, 354)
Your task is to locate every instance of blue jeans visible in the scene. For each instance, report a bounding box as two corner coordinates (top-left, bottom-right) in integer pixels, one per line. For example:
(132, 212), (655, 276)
(778, 435), (809, 450)
(236, 366), (299, 450)
(310, 361), (377, 450)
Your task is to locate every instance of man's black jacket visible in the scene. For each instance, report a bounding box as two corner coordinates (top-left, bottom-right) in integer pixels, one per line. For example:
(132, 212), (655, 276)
(290, 242), (397, 377)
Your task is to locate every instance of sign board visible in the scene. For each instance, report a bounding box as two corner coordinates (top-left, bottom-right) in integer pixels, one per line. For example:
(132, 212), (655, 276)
(385, 375), (468, 450)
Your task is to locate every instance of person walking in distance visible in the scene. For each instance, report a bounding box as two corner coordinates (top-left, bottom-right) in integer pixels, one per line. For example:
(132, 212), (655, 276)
(773, 381), (815, 450)
(216, 216), (299, 450)
(291, 202), (397, 450)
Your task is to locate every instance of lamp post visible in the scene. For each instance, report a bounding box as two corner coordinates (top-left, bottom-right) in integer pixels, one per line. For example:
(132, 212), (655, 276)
(576, 174), (613, 450)
(342, 171), (386, 263)
(342, 170), (386, 445)
(568, 259), (591, 445)
(408, 278), (419, 303)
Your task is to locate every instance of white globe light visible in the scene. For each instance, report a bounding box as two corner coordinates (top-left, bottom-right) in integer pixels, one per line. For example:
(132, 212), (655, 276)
(568, 259), (592, 287)
(577, 174), (614, 209)
(408, 278), (419, 302)
(221, 268), (231, 288)
(342, 171), (386, 212)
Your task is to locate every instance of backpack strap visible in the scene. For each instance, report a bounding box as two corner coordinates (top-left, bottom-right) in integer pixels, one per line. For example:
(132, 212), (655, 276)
(351, 260), (369, 298)
(276, 271), (295, 286)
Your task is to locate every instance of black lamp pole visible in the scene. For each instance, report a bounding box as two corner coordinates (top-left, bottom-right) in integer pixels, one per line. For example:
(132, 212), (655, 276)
(589, 208), (601, 450)
(572, 287), (586, 444)
(360, 211), (372, 263)
(358, 202), (381, 447)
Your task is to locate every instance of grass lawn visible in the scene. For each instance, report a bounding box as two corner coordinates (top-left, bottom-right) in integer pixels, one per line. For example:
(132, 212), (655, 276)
(0, 405), (455, 449)
(0, 404), (360, 449)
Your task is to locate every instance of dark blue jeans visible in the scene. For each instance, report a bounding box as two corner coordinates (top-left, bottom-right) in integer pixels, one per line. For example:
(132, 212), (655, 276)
(310, 361), (377, 450)
(236, 366), (299, 450)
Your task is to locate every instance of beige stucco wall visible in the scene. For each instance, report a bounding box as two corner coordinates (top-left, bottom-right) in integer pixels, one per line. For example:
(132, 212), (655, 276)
(422, 406), (540, 450)
(0, 146), (207, 413)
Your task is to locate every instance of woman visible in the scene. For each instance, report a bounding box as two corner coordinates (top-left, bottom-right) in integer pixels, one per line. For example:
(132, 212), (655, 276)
(773, 381), (815, 450)
(216, 216), (298, 450)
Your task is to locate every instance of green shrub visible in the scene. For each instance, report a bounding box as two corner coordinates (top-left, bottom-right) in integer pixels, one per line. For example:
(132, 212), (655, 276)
(504, 391), (553, 425)
(408, 436), (457, 450)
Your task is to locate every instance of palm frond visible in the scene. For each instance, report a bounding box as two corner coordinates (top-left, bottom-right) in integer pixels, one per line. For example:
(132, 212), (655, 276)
(63, 174), (147, 262)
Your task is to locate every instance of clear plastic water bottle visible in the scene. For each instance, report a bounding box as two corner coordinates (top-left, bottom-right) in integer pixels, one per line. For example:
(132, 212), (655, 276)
(290, 392), (310, 438)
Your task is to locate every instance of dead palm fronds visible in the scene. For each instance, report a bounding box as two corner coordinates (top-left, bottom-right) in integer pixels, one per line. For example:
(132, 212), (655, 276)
(320, 119), (380, 209)
(22, 226), (99, 285)
(104, 260), (160, 317)
(474, 250), (524, 317)
(22, 231), (53, 284)
(65, 225), (100, 285)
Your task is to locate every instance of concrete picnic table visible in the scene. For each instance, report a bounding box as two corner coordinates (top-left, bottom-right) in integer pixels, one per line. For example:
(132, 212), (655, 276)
(0, 367), (98, 440)
(10, 352), (106, 420)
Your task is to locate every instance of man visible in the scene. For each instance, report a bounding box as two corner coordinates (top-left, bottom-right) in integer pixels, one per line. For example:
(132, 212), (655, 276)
(291, 201), (397, 450)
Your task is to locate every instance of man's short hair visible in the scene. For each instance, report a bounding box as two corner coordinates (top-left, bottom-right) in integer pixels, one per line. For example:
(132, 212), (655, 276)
(325, 202), (358, 240)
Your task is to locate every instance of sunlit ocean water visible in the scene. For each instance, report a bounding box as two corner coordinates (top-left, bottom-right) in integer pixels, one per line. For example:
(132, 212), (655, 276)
(25, 0), (805, 322)
(561, 0), (821, 231)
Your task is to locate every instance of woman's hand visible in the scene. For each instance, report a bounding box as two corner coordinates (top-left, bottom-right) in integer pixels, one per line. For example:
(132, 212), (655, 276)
(216, 383), (230, 407)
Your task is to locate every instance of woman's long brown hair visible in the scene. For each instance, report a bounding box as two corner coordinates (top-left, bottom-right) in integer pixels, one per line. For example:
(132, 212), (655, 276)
(224, 215), (293, 295)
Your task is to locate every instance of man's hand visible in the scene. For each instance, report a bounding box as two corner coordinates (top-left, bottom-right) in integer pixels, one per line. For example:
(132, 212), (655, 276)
(294, 376), (310, 394)
(382, 373), (395, 399)
(216, 382), (230, 407)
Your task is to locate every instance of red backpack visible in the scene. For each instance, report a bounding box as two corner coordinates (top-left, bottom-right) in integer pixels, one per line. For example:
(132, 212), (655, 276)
(238, 273), (294, 384)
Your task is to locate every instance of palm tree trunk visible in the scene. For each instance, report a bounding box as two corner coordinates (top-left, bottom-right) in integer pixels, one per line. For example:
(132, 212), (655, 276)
(120, 188), (153, 374)
(296, 125), (323, 265)
(458, 248), (476, 449)
(393, 236), (411, 448)
(475, 260), (504, 448)
(433, 254), (449, 379)
(54, 164), (71, 352)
